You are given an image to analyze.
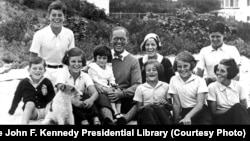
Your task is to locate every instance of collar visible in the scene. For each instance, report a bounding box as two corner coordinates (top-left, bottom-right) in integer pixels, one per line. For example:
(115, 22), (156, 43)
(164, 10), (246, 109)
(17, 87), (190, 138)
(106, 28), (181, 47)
(111, 49), (129, 61)
(28, 76), (45, 88)
(209, 43), (225, 52)
(144, 81), (164, 89)
(177, 73), (196, 83)
(47, 25), (64, 40)
(217, 80), (236, 92)
(67, 70), (83, 80)
(142, 53), (163, 64)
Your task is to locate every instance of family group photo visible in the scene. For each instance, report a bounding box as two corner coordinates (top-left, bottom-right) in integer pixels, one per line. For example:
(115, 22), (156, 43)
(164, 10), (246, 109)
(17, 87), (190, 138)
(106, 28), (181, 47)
(1, 0), (250, 125)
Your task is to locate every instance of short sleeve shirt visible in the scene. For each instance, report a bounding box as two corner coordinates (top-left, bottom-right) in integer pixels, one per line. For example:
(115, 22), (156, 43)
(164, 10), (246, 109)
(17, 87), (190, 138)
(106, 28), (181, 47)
(30, 25), (75, 65)
(168, 74), (208, 108)
(207, 81), (248, 111)
(88, 62), (116, 88)
(133, 81), (170, 106)
(55, 67), (94, 94)
(197, 44), (241, 78)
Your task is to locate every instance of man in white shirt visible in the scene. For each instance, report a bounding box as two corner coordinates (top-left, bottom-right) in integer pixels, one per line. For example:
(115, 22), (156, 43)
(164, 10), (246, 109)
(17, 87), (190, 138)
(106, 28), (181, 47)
(196, 22), (241, 85)
(29, 1), (75, 85)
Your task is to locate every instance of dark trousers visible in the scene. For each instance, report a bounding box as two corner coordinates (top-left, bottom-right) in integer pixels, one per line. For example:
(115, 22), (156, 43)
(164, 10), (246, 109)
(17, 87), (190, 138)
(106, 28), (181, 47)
(181, 105), (212, 125)
(137, 104), (172, 125)
(213, 103), (250, 125)
(73, 94), (99, 125)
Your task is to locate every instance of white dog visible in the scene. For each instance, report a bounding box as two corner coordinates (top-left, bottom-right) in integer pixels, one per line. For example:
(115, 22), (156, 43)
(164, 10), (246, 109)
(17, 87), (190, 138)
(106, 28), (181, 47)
(42, 84), (81, 125)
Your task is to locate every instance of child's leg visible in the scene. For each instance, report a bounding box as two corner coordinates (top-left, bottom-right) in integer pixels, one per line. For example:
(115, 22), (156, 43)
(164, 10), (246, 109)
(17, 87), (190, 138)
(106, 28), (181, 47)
(116, 102), (122, 115)
(111, 102), (118, 115)
(21, 101), (38, 124)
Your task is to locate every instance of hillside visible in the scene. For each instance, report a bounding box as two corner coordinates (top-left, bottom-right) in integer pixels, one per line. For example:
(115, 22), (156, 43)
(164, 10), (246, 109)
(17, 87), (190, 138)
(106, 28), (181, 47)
(0, 0), (47, 24)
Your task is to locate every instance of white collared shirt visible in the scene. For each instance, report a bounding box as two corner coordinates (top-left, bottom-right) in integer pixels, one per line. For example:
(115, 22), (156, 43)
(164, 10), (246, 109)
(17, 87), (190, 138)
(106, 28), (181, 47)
(169, 74), (208, 108)
(208, 80), (248, 111)
(55, 67), (94, 94)
(133, 81), (170, 106)
(197, 44), (241, 78)
(111, 49), (129, 61)
(28, 75), (45, 88)
(142, 53), (163, 64)
(30, 25), (75, 65)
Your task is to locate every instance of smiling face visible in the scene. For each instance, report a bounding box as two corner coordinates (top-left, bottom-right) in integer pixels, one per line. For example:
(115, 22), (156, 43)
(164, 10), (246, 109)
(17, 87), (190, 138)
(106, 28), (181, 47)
(96, 55), (108, 69)
(28, 62), (45, 83)
(49, 9), (65, 29)
(209, 32), (224, 49)
(176, 60), (192, 81)
(145, 63), (158, 82)
(145, 38), (157, 57)
(68, 56), (83, 75)
(215, 64), (229, 84)
(110, 29), (128, 54)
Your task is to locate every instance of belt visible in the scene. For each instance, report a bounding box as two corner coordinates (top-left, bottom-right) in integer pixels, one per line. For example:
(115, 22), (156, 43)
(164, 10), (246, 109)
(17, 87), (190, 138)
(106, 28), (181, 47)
(46, 64), (63, 69)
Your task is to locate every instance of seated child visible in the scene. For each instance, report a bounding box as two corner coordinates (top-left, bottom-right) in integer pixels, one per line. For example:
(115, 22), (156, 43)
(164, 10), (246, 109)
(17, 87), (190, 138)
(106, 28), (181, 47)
(88, 45), (124, 122)
(133, 60), (173, 125)
(8, 56), (55, 124)
(56, 47), (100, 125)
(169, 51), (212, 125)
(207, 58), (250, 124)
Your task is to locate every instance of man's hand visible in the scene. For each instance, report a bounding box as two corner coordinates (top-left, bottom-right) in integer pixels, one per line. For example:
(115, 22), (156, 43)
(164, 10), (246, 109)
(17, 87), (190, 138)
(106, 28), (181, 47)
(106, 88), (123, 102)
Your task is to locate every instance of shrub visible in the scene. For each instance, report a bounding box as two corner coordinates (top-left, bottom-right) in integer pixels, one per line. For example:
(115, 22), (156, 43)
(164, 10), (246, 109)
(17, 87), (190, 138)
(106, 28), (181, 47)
(0, 16), (28, 43)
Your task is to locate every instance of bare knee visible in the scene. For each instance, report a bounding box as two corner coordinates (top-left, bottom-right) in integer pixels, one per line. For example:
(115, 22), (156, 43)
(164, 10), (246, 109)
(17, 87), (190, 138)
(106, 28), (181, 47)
(24, 102), (35, 111)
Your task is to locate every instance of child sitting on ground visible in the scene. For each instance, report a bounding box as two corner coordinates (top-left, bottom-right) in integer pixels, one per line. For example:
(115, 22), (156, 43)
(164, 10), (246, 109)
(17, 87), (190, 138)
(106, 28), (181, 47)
(134, 60), (173, 125)
(8, 56), (55, 124)
(56, 47), (101, 125)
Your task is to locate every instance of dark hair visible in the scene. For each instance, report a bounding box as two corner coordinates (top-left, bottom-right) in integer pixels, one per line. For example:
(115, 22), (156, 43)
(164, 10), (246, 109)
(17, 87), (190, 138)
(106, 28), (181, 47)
(144, 60), (164, 78)
(214, 58), (239, 79)
(173, 51), (197, 72)
(209, 22), (226, 34)
(48, 0), (67, 15)
(62, 48), (86, 66)
(110, 26), (129, 40)
(93, 45), (112, 63)
(29, 56), (46, 68)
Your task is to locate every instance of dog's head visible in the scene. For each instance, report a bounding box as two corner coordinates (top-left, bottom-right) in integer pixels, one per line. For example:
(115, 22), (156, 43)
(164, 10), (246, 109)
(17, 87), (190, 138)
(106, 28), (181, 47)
(59, 84), (80, 96)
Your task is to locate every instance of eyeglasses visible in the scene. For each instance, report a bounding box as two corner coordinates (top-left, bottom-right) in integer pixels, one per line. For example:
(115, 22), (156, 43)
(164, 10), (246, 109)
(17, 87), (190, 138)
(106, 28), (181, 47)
(113, 37), (126, 42)
(210, 35), (223, 39)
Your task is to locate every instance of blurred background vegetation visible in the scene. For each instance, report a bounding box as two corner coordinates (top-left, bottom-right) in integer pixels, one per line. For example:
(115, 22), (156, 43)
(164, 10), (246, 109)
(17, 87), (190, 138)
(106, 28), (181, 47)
(0, 0), (250, 69)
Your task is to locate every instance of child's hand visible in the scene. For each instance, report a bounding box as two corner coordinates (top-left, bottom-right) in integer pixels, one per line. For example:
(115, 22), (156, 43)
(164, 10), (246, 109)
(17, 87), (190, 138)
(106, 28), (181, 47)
(179, 116), (192, 125)
(41, 84), (48, 96)
(158, 98), (167, 105)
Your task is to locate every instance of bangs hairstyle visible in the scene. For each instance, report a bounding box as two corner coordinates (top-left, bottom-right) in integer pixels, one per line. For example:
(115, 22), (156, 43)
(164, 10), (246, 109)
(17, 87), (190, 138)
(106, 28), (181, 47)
(93, 45), (112, 63)
(173, 51), (197, 72)
(29, 56), (46, 68)
(62, 48), (86, 66)
(144, 60), (164, 77)
(209, 22), (226, 34)
(214, 58), (239, 79)
(110, 26), (129, 40)
(48, 1), (67, 15)
(140, 33), (162, 51)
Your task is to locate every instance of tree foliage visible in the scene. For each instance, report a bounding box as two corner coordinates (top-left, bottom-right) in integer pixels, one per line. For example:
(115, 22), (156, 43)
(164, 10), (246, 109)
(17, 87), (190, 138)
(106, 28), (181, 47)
(179, 0), (221, 13)
(110, 0), (178, 13)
